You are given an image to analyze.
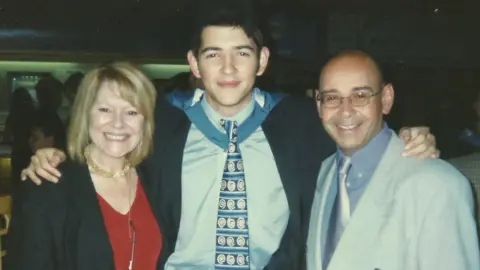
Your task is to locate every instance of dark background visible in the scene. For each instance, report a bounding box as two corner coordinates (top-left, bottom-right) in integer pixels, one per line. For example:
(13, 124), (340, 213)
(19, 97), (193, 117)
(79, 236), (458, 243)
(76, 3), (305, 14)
(1, 0), (477, 58)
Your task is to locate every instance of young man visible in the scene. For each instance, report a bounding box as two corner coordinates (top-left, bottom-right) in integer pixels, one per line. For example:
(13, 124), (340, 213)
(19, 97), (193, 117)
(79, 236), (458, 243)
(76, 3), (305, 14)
(307, 50), (479, 270)
(21, 2), (438, 269)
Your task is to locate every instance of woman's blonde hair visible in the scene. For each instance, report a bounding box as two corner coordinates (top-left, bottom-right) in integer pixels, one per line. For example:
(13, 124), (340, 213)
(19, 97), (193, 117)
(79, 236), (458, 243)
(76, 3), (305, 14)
(67, 62), (157, 166)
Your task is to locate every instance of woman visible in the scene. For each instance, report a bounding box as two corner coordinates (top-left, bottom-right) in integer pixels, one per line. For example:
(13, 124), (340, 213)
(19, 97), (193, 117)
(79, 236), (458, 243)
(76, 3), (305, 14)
(11, 62), (162, 270)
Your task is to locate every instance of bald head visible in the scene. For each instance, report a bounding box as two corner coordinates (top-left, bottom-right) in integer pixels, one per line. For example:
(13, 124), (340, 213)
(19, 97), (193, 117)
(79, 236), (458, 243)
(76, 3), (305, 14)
(320, 50), (384, 90)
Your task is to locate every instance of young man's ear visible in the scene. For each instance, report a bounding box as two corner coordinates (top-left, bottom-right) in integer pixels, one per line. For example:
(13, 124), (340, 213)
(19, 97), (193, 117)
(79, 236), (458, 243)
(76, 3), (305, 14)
(256, 47), (270, 76)
(187, 50), (201, 79)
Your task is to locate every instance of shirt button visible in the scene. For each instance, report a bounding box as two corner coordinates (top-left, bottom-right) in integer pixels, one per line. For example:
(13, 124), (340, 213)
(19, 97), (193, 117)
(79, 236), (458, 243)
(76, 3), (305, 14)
(346, 182), (351, 188)
(358, 173), (363, 178)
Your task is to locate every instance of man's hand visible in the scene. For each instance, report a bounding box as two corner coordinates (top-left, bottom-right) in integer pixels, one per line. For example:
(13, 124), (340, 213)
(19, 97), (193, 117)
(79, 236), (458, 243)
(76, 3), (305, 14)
(399, 126), (440, 159)
(20, 148), (67, 185)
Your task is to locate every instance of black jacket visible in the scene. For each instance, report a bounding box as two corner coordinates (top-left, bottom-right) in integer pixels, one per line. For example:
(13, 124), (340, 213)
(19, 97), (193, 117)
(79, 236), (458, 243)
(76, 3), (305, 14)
(9, 161), (167, 270)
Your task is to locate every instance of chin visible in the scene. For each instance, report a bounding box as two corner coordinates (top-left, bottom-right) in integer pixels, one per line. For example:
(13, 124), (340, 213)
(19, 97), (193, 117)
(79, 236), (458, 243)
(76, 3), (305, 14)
(105, 142), (136, 155)
(93, 141), (137, 160)
(336, 135), (370, 154)
(215, 95), (247, 106)
(338, 142), (362, 151)
(103, 148), (133, 159)
(216, 92), (251, 105)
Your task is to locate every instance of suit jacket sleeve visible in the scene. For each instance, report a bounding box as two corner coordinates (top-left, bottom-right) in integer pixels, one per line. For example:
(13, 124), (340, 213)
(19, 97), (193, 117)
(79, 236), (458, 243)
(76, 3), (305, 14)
(416, 172), (480, 269)
(9, 180), (64, 270)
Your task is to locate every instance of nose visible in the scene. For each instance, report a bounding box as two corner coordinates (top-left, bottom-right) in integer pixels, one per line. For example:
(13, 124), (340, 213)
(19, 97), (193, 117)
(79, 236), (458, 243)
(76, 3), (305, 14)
(220, 55), (236, 75)
(112, 111), (124, 128)
(339, 97), (355, 117)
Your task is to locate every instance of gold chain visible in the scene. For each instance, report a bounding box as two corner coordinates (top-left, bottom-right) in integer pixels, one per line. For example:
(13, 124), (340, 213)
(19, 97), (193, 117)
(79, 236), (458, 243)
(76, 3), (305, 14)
(84, 145), (131, 178)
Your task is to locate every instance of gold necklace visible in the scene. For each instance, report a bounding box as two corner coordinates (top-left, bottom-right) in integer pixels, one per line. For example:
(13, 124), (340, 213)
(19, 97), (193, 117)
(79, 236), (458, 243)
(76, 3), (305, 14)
(84, 145), (131, 178)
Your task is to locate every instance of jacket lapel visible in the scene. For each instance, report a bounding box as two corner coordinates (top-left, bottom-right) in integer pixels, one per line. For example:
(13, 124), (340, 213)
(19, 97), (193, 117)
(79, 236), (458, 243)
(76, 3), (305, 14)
(136, 166), (166, 270)
(157, 107), (191, 262)
(262, 106), (298, 211)
(307, 154), (336, 269)
(66, 163), (114, 270)
(327, 134), (404, 270)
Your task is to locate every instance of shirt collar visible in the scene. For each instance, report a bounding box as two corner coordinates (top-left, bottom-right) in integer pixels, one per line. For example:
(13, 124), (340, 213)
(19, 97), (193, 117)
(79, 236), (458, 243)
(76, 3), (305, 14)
(200, 91), (255, 130)
(337, 122), (392, 172)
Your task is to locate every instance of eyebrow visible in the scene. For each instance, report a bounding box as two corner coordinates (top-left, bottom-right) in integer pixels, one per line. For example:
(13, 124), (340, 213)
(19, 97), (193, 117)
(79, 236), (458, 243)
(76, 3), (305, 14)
(200, 45), (256, 55)
(321, 86), (374, 93)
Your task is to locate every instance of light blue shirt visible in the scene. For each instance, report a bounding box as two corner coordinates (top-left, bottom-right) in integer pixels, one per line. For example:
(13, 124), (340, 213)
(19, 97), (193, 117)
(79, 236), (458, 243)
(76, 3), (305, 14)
(337, 123), (392, 213)
(164, 89), (289, 270)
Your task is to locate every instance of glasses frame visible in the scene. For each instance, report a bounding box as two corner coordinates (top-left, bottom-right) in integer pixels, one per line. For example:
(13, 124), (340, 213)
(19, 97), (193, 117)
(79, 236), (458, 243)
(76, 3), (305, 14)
(316, 90), (382, 108)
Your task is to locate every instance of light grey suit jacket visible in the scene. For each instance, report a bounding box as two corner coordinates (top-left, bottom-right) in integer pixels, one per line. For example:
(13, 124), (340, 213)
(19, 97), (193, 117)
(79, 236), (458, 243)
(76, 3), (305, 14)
(307, 132), (480, 270)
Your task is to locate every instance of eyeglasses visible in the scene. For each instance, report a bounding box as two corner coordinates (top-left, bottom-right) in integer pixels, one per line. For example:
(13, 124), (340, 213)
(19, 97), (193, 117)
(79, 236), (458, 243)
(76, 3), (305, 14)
(316, 90), (381, 108)
(127, 220), (136, 270)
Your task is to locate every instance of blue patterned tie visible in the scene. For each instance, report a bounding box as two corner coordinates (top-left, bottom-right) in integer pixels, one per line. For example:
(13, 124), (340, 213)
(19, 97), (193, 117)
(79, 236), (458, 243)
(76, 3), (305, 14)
(215, 119), (250, 269)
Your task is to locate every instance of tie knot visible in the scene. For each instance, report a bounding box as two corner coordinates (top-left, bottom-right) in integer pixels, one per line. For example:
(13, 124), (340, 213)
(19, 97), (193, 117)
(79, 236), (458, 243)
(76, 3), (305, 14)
(220, 119), (238, 140)
(339, 157), (351, 175)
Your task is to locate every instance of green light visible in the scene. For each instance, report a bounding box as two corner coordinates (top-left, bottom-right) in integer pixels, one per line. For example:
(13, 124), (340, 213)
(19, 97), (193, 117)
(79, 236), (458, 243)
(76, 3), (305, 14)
(0, 61), (190, 79)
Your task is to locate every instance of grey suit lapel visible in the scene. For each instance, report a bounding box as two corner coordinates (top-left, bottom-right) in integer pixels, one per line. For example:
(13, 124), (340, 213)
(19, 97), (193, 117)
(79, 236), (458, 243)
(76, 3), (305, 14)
(328, 133), (405, 269)
(319, 156), (338, 252)
(307, 154), (336, 269)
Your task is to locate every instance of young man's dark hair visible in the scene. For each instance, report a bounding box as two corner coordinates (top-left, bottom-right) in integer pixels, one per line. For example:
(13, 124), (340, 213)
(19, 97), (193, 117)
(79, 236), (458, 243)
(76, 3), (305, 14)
(189, 0), (264, 57)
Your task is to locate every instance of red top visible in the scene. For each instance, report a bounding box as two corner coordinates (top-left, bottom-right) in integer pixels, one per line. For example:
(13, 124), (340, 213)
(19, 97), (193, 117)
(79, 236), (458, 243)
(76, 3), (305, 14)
(97, 180), (162, 270)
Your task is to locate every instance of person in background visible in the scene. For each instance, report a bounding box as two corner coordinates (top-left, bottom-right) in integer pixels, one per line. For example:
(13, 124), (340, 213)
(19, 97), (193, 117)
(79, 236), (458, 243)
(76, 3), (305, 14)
(307, 50), (479, 270)
(34, 76), (67, 150)
(36, 75), (65, 112)
(449, 152), (480, 235)
(29, 111), (66, 153)
(429, 89), (472, 159)
(456, 90), (480, 151)
(64, 72), (85, 126)
(159, 71), (203, 94)
(9, 62), (165, 270)
(2, 87), (36, 191)
(64, 72), (84, 106)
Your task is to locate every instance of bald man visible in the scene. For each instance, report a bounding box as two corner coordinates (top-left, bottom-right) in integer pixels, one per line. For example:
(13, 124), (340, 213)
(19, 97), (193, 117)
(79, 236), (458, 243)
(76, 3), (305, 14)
(306, 51), (479, 270)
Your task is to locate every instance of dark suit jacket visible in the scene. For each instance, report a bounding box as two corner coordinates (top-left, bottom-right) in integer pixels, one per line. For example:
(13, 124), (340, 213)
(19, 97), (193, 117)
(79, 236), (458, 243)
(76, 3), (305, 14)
(145, 94), (335, 269)
(8, 161), (166, 270)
